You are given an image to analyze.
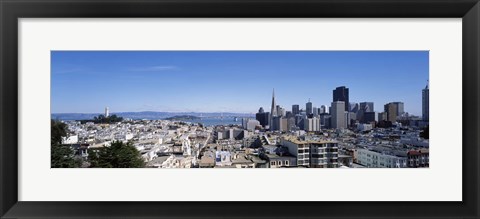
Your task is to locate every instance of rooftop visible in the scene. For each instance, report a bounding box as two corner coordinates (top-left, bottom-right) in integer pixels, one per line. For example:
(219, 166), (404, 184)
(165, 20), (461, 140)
(282, 135), (337, 145)
(232, 154), (254, 164)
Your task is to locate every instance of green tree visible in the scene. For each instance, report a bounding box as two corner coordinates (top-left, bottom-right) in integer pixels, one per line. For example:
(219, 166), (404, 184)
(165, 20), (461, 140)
(51, 119), (67, 145)
(51, 144), (82, 168)
(51, 120), (81, 168)
(92, 114), (123, 124)
(88, 141), (145, 168)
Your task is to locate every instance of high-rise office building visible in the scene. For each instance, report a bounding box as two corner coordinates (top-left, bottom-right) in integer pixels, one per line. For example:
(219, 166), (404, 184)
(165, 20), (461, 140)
(333, 86), (349, 111)
(360, 102), (374, 112)
(392, 102), (404, 116)
(287, 117), (297, 131)
(246, 119), (261, 131)
(270, 89), (277, 128)
(285, 111), (293, 118)
(272, 116), (288, 132)
(255, 107), (270, 127)
(384, 102), (398, 123)
(306, 100), (313, 115)
(378, 112), (387, 121)
(358, 102), (374, 123)
(320, 105), (327, 114)
(105, 107), (109, 117)
(242, 118), (250, 129)
(422, 82), (429, 121)
(344, 111), (350, 128)
(350, 103), (359, 113)
(292, 104), (300, 115)
(281, 118), (288, 132)
(346, 112), (357, 127)
(270, 89), (277, 116)
(277, 105), (286, 117)
(320, 113), (331, 129)
(304, 117), (321, 132)
(363, 111), (377, 123)
(331, 101), (346, 129)
(313, 107), (318, 116)
(295, 114), (304, 127)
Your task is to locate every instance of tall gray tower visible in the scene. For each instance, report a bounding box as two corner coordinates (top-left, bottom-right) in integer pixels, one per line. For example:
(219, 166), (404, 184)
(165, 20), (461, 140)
(422, 81), (429, 121)
(270, 89), (277, 117)
(270, 89), (277, 129)
(306, 99), (313, 115)
(331, 101), (346, 129)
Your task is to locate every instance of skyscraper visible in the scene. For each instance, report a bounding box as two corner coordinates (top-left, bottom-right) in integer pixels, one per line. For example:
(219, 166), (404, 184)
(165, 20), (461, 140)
(105, 107), (109, 117)
(333, 86), (349, 111)
(384, 102), (398, 123)
(304, 117), (321, 132)
(292, 104), (300, 115)
(378, 112), (387, 121)
(422, 82), (429, 121)
(392, 102), (404, 116)
(331, 101), (346, 129)
(358, 102), (374, 122)
(313, 107), (318, 116)
(277, 106), (286, 117)
(363, 112), (377, 123)
(306, 99), (313, 115)
(270, 89), (277, 127)
(271, 89), (277, 116)
(320, 105), (327, 114)
(272, 116), (287, 131)
(350, 103), (359, 113)
(359, 102), (374, 112)
(256, 107), (270, 127)
(285, 111), (293, 118)
(320, 113), (331, 129)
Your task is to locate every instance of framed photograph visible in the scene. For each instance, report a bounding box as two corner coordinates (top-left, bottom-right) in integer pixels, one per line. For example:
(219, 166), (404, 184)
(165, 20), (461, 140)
(1, 0), (479, 218)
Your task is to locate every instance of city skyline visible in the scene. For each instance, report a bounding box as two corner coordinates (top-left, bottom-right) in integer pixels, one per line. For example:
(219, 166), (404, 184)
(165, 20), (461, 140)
(52, 51), (428, 115)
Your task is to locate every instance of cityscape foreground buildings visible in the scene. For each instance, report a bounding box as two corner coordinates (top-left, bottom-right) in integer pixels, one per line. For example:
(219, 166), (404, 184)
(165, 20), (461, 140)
(56, 84), (429, 168)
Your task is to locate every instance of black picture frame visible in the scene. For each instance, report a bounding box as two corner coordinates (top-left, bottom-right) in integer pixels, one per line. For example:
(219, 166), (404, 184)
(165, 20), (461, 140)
(1, 0), (479, 218)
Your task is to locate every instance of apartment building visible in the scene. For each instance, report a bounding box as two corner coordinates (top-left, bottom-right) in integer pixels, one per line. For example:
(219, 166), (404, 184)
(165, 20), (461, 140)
(280, 136), (338, 168)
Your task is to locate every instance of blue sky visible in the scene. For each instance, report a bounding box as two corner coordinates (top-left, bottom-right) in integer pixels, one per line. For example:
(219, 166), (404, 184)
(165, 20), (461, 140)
(51, 51), (428, 115)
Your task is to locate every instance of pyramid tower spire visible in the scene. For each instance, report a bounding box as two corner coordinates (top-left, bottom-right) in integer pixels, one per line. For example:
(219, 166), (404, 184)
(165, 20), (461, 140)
(271, 88), (277, 117)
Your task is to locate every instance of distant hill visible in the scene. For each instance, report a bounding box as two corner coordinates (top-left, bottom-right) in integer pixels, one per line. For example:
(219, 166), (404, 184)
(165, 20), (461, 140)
(51, 111), (253, 121)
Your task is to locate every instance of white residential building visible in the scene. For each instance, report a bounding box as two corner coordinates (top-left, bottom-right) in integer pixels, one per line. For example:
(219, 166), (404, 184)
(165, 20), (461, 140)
(61, 135), (78, 144)
(356, 148), (407, 168)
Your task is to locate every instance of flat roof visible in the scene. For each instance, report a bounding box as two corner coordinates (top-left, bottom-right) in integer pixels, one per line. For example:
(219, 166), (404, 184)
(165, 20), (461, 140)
(146, 156), (170, 165)
(282, 136), (337, 144)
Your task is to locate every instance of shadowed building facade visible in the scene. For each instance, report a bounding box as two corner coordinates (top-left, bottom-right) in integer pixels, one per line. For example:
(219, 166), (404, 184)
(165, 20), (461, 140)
(255, 107), (270, 128)
(333, 86), (349, 111)
(422, 82), (429, 121)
